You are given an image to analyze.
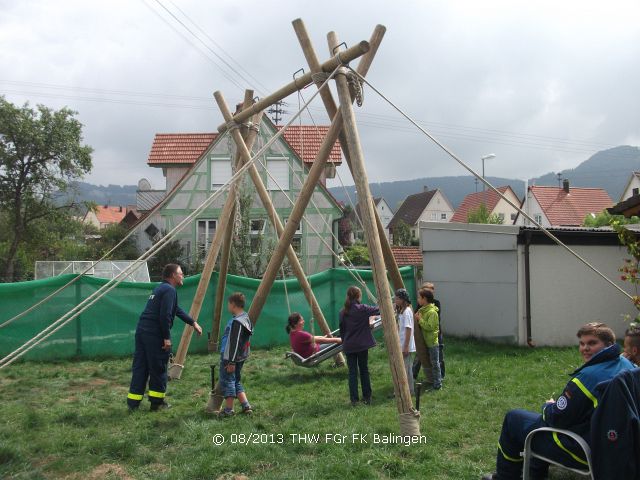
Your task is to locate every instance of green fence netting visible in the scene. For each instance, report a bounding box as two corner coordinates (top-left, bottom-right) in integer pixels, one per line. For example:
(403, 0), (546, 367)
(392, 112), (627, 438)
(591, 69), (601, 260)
(0, 267), (416, 361)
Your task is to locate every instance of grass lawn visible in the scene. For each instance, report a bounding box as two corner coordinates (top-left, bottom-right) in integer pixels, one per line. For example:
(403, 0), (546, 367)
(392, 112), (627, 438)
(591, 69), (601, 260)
(0, 338), (587, 480)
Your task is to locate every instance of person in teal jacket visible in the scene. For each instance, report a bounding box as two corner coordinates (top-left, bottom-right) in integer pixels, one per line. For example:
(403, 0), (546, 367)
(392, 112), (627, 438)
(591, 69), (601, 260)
(482, 322), (634, 480)
(414, 288), (441, 390)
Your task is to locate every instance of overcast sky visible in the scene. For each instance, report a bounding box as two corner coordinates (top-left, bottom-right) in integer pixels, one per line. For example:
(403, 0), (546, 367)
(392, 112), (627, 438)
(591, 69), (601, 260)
(1, 0), (639, 189)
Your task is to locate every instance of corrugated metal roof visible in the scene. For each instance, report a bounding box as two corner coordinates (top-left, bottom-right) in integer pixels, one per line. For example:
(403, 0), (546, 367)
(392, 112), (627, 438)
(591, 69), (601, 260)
(137, 190), (166, 211)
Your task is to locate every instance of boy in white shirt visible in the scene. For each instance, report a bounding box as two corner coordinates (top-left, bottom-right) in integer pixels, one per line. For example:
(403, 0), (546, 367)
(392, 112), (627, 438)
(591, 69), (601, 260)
(394, 288), (416, 395)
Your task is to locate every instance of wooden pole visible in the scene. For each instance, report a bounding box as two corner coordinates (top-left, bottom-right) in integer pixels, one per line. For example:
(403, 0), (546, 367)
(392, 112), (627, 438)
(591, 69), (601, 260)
(216, 41), (370, 133)
(292, 20), (404, 291)
(169, 112), (256, 380)
(208, 91), (255, 353)
(241, 108), (343, 327)
(214, 92), (345, 366)
(334, 65), (419, 434)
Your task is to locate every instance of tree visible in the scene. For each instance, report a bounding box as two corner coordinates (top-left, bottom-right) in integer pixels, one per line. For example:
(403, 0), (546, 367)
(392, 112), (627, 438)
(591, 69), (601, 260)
(0, 97), (93, 280)
(392, 220), (412, 246)
(343, 243), (370, 266)
(583, 210), (640, 228)
(147, 236), (185, 281)
(228, 180), (275, 278)
(338, 205), (354, 246)
(84, 224), (139, 261)
(467, 203), (504, 224)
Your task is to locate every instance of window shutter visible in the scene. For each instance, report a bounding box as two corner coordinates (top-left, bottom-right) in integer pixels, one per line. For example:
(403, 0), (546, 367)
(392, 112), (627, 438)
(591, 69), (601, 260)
(211, 160), (232, 189)
(267, 159), (289, 191)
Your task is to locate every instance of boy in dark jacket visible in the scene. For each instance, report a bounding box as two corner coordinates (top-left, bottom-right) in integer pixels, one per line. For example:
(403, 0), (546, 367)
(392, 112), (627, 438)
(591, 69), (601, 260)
(219, 292), (253, 417)
(339, 286), (379, 406)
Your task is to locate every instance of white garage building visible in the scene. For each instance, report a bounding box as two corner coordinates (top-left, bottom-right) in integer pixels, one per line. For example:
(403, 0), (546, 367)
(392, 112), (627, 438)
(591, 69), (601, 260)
(420, 222), (637, 346)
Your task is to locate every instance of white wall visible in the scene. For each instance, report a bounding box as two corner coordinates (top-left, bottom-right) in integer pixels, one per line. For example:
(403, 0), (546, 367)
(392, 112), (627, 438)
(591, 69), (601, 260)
(620, 174), (640, 201)
(165, 167), (190, 192)
(526, 243), (635, 346)
(412, 191), (454, 239)
(492, 190), (521, 225)
(517, 194), (551, 228)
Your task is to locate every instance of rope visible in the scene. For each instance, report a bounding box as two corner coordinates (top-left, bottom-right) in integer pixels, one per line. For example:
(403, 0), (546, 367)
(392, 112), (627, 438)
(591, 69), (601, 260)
(266, 123), (377, 302)
(0, 70), (340, 369)
(346, 71), (364, 107)
(349, 67), (634, 302)
(0, 128), (228, 330)
(281, 267), (291, 315)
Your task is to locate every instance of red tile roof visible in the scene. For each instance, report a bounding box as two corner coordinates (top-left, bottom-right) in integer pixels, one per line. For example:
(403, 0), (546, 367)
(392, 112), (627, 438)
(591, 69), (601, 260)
(275, 125), (342, 164)
(146, 125), (342, 166)
(148, 133), (218, 165)
(391, 246), (422, 266)
(530, 185), (613, 226)
(96, 205), (126, 224)
(451, 186), (515, 223)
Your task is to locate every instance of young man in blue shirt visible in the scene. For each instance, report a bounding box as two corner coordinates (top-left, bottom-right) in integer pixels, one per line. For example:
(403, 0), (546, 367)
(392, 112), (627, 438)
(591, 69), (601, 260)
(127, 263), (202, 411)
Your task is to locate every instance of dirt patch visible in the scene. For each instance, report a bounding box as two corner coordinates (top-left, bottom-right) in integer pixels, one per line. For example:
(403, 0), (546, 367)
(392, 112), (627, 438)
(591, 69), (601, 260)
(87, 463), (134, 480)
(67, 378), (109, 393)
(216, 475), (249, 480)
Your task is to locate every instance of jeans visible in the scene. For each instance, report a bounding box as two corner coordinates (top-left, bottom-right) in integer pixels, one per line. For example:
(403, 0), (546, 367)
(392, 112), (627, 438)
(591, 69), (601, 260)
(346, 350), (371, 402)
(496, 409), (587, 480)
(219, 360), (245, 398)
(403, 353), (415, 394)
(423, 345), (442, 389)
(128, 331), (169, 407)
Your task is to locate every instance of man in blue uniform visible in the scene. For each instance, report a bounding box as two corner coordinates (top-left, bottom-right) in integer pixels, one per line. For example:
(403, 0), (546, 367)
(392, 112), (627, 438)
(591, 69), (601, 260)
(482, 322), (634, 480)
(127, 263), (202, 411)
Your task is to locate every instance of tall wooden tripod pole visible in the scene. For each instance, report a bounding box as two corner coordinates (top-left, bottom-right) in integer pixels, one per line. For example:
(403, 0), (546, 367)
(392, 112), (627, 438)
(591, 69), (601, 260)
(335, 66), (420, 435)
(209, 91), (255, 352)
(213, 92), (344, 366)
(169, 106), (260, 380)
(292, 20), (404, 292)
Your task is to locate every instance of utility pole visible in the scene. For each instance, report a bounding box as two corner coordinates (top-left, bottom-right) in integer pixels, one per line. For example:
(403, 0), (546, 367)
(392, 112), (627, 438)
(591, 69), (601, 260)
(267, 100), (287, 125)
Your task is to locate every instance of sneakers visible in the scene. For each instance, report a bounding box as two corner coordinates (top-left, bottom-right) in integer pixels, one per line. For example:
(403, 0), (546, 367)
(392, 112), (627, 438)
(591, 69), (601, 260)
(150, 401), (171, 411)
(481, 474), (497, 480)
(241, 405), (253, 415)
(218, 408), (235, 418)
(362, 397), (371, 405)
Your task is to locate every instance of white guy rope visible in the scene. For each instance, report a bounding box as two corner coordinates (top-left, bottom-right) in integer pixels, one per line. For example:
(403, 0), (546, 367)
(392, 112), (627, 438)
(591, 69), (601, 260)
(0, 69), (340, 368)
(350, 68), (633, 302)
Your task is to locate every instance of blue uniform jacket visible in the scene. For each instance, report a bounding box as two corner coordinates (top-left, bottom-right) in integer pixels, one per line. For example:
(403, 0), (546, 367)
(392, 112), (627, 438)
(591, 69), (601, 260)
(136, 281), (194, 340)
(541, 344), (634, 453)
(339, 302), (380, 354)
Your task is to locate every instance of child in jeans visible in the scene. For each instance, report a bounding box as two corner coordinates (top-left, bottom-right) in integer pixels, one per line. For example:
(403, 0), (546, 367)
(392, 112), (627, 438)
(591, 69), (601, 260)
(219, 292), (254, 417)
(415, 288), (442, 390)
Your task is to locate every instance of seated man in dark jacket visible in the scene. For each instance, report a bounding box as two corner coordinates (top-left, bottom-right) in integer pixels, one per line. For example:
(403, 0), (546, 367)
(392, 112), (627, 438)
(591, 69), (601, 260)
(482, 322), (634, 480)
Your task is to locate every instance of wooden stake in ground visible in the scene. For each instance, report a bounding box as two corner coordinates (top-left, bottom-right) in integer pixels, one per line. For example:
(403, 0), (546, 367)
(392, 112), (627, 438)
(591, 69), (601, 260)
(334, 65), (420, 436)
(214, 91), (345, 366)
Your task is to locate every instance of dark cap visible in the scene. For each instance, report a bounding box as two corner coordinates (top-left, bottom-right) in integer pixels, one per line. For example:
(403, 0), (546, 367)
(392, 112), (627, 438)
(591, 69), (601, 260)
(394, 288), (411, 304)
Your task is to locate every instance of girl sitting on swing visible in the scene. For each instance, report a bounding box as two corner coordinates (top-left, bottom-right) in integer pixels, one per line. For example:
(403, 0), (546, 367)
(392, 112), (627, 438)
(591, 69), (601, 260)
(286, 312), (342, 359)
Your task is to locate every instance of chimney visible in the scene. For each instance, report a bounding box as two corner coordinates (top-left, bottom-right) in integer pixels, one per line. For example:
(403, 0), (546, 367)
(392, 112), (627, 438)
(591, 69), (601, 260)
(423, 185), (429, 193)
(119, 206), (123, 212)
(562, 179), (570, 194)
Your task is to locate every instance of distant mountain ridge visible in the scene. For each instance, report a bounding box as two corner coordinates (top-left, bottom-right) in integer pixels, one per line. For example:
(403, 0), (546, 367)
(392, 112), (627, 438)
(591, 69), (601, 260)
(69, 145), (640, 211)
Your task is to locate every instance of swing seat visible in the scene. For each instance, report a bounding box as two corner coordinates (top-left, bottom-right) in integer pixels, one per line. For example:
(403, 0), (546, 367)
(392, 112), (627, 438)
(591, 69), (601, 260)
(285, 316), (384, 368)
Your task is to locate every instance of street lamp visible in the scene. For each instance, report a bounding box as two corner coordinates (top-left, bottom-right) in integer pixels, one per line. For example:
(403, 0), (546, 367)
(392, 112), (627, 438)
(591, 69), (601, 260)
(480, 153), (496, 206)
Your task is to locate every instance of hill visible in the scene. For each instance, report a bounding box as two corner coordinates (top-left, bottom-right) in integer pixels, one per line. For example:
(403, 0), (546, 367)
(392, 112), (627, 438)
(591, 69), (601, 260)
(64, 181), (137, 207)
(530, 145), (640, 200)
(329, 176), (526, 210)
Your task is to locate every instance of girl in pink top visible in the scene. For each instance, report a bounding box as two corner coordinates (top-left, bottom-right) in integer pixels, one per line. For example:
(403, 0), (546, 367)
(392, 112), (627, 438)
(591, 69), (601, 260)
(286, 312), (341, 358)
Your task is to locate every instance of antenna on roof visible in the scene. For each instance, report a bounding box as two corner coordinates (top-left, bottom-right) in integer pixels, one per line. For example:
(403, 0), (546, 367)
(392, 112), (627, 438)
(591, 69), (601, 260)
(556, 172), (563, 188)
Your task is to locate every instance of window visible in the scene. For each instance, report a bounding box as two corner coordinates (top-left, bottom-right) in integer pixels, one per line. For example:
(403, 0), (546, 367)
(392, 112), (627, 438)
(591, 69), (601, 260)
(634, 188), (639, 196)
(440, 213), (447, 220)
(197, 219), (217, 255)
(430, 212), (437, 220)
(250, 219), (266, 235)
(534, 214), (543, 225)
(411, 229), (416, 238)
(250, 237), (262, 255)
(285, 218), (302, 234)
(510, 213), (517, 221)
(291, 237), (302, 254)
(498, 213), (505, 221)
(145, 223), (160, 240)
(211, 159), (232, 190)
(267, 158), (289, 191)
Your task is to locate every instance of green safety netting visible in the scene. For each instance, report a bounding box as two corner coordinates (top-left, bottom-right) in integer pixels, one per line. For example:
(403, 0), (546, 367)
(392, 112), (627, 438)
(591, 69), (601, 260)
(0, 267), (416, 361)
